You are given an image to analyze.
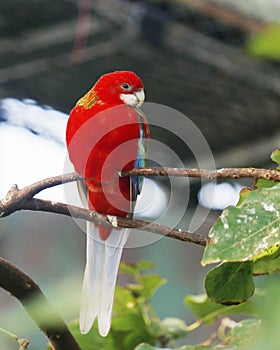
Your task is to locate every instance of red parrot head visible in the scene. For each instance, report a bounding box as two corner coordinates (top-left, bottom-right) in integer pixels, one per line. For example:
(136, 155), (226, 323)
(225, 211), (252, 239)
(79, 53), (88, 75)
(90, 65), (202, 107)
(93, 71), (145, 107)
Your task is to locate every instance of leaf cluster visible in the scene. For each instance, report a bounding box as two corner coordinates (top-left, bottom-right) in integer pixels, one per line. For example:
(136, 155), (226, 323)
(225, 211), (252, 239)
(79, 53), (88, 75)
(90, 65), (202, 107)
(202, 150), (280, 306)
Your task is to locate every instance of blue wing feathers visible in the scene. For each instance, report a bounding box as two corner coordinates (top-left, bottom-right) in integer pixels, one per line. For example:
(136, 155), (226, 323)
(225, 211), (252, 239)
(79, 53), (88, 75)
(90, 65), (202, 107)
(132, 114), (146, 195)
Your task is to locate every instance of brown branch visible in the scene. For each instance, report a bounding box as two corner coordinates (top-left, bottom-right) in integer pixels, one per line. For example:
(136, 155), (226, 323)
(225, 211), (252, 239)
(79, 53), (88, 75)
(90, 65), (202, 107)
(24, 199), (208, 246)
(0, 184), (208, 246)
(122, 167), (280, 181)
(0, 257), (81, 350)
(1, 166), (280, 246)
(4, 165), (278, 204)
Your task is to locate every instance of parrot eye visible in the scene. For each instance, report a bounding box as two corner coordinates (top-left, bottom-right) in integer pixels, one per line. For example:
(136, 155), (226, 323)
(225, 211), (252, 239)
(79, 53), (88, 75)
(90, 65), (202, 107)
(121, 83), (131, 91)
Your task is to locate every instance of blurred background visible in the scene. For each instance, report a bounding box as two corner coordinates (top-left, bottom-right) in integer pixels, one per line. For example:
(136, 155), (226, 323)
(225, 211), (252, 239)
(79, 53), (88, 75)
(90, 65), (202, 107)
(1, 0), (280, 348)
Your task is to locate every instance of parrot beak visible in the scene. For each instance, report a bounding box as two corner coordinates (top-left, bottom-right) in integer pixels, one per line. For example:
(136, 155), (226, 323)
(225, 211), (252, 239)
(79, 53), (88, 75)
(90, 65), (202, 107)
(120, 88), (145, 107)
(134, 89), (145, 107)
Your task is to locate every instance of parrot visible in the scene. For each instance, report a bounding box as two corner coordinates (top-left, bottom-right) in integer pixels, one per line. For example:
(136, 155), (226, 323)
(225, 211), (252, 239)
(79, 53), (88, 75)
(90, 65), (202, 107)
(66, 71), (149, 336)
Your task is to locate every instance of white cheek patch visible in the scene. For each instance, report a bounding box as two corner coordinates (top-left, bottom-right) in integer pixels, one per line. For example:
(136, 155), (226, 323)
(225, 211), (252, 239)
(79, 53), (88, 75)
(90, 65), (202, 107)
(120, 93), (138, 107)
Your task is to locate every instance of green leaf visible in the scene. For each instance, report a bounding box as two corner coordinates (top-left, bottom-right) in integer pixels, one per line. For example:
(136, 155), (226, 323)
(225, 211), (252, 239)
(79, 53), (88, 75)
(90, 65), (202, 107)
(113, 313), (145, 332)
(68, 319), (115, 350)
(251, 280), (280, 350)
(236, 187), (252, 206)
(271, 149), (280, 169)
(123, 331), (156, 350)
(113, 286), (136, 314)
(136, 274), (167, 299)
(161, 317), (188, 339)
(254, 178), (279, 189)
(185, 294), (257, 324)
(119, 263), (139, 275)
(225, 318), (261, 347)
(134, 344), (160, 350)
(119, 261), (165, 301)
(253, 243), (280, 275)
(119, 261), (154, 275)
(202, 185), (280, 264)
(205, 262), (255, 304)
(136, 260), (155, 271)
(246, 24), (280, 60)
(185, 294), (224, 323)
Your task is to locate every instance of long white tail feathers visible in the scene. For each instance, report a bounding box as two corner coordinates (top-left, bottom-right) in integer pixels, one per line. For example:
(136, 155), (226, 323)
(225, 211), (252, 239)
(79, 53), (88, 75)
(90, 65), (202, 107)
(80, 222), (130, 336)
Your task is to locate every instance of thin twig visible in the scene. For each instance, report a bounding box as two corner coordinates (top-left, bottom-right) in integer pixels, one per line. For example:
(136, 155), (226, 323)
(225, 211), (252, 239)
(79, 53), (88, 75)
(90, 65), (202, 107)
(0, 258), (81, 350)
(122, 167), (280, 181)
(0, 327), (30, 349)
(3, 165), (278, 204)
(13, 165), (280, 203)
(26, 199), (208, 246)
